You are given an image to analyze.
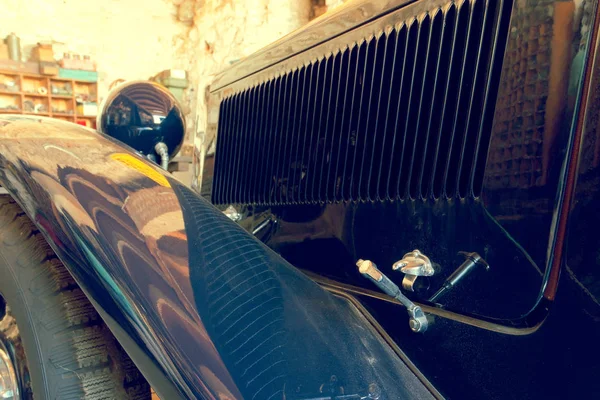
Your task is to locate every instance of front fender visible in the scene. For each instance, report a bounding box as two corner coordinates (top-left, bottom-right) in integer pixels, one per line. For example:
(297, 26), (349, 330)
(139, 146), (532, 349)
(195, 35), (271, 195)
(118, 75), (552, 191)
(0, 116), (240, 399)
(0, 116), (436, 400)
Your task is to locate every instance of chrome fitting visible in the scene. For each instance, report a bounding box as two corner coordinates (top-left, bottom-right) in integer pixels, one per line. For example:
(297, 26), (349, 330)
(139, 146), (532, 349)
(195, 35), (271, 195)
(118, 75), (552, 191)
(357, 259), (428, 333)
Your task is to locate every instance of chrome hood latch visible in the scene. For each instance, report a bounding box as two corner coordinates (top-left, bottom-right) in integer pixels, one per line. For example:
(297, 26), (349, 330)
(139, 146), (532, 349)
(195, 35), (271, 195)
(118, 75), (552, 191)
(357, 259), (428, 333)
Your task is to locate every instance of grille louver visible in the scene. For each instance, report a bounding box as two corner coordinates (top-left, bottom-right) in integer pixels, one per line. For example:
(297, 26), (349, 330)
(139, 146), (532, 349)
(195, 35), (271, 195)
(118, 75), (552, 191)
(213, 0), (512, 206)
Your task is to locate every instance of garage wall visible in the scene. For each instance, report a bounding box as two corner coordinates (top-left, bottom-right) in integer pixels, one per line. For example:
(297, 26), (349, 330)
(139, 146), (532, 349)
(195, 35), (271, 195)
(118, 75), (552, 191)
(174, 0), (315, 146)
(182, 0), (349, 148)
(2, 0), (188, 101)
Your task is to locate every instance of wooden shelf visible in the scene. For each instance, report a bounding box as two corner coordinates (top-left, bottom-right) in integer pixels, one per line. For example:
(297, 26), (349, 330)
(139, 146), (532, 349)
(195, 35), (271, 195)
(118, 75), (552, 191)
(0, 70), (97, 128)
(21, 73), (47, 79)
(1, 91), (77, 99)
(49, 76), (75, 82)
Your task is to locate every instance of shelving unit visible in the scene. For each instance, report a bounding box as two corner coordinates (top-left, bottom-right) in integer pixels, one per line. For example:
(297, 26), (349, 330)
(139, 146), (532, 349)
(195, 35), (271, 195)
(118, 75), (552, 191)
(0, 70), (98, 128)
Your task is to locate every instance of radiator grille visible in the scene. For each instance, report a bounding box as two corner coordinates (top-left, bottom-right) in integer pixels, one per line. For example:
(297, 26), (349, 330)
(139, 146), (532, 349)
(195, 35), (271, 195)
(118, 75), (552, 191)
(213, 0), (512, 205)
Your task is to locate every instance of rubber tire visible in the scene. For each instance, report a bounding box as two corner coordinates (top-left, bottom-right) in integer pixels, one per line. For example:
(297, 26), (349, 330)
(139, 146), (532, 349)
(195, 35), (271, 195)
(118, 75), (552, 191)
(0, 196), (150, 400)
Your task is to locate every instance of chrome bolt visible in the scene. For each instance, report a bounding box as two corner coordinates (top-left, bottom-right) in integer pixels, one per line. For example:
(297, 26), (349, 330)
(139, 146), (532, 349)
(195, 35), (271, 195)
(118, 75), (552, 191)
(223, 205), (242, 222)
(409, 318), (421, 332)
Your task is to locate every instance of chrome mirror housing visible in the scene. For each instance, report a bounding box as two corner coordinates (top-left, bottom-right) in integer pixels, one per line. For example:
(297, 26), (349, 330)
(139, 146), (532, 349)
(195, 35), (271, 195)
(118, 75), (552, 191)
(98, 81), (185, 169)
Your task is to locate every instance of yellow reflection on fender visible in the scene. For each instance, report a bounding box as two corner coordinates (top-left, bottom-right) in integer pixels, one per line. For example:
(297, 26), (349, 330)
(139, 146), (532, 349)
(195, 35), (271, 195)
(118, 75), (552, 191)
(110, 153), (171, 188)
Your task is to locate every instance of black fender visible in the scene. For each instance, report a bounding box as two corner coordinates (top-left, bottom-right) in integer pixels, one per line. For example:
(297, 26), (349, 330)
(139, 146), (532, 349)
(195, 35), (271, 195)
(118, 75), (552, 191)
(0, 116), (240, 399)
(0, 116), (436, 400)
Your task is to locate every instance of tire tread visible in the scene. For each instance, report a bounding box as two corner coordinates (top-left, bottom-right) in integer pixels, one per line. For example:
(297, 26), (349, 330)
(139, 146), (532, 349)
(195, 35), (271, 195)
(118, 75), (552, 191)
(0, 197), (150, 400)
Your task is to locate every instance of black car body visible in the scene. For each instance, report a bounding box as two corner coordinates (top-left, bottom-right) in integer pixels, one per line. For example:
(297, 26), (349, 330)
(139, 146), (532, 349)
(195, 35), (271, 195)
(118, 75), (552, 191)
(195, 0), (600, 398)
(0, 0), (599, 399)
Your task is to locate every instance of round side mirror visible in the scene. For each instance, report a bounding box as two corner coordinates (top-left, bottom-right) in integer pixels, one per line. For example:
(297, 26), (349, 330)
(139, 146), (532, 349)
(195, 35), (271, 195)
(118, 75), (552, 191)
(98, 81), (185, 169)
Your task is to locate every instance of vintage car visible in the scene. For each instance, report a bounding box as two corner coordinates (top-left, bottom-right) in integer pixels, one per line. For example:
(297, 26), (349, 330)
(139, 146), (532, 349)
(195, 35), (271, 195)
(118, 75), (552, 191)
(1, 0), (599, 399)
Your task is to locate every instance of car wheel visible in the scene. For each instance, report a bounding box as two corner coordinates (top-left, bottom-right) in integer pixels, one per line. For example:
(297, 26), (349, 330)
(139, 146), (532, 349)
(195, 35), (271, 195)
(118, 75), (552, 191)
(0, 196), (150, 400)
